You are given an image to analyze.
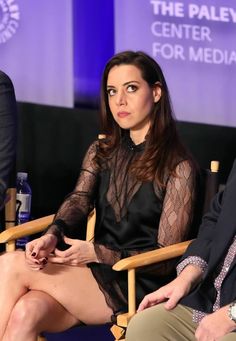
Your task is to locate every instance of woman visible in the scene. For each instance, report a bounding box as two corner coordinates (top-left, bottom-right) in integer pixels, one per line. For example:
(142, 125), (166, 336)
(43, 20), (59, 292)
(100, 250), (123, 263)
(0, 51), (197, 340)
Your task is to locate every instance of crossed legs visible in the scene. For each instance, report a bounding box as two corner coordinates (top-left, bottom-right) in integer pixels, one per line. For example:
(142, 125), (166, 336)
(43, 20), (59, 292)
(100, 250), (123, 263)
(0, 251), (113, 341)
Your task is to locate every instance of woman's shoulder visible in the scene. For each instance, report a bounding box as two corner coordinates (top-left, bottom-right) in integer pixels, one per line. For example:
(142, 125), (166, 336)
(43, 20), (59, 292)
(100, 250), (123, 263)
(174, 158), (195, 174)
(161, 158), (195, 186)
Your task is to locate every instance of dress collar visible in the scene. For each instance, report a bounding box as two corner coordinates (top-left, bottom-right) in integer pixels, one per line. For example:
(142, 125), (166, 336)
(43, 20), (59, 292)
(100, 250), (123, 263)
(123, 133), (146, 152)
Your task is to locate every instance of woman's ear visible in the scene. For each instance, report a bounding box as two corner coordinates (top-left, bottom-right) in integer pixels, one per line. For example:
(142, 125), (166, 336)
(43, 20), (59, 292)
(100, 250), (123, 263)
(153, 82), (162, 103)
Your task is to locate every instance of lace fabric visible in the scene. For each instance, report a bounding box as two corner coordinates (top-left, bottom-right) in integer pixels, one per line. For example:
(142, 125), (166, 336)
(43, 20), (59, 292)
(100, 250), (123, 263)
(157, 160), (195, 248)
(45, 137), (196, 313)
(106, 141), (143, 222)
(46, 142), (99, 235)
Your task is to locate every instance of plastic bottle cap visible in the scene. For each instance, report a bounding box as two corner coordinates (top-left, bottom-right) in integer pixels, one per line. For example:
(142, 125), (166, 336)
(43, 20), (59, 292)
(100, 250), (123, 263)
(17, 172), (28, 180)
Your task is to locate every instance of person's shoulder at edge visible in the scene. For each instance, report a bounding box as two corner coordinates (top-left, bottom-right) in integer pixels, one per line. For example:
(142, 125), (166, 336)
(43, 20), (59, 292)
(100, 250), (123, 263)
(0, 70), (14, 84)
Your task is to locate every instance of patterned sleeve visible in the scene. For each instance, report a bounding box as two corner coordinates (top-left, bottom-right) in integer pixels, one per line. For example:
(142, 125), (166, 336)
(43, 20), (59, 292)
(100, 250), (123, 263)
(145, 160), (196, 275)
(157, 160), (195, 247)
(45, 141), (99, 240)
(176, 256), (208, 276)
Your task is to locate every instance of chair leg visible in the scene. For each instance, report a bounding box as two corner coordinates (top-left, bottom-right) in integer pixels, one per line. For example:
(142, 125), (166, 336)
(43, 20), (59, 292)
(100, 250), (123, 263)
(110, 324), (126, 340)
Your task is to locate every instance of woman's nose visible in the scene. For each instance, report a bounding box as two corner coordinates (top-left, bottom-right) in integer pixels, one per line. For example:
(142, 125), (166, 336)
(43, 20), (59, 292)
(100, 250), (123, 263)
(115, 89), (126, 106)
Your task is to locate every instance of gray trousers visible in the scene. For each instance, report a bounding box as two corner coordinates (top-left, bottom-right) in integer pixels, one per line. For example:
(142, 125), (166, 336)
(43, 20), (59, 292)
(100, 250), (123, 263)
(126, 303), (236, 341)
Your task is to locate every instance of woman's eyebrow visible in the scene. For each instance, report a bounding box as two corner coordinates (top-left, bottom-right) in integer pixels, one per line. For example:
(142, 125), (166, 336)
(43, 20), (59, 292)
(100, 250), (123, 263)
(107, 80), (140, 88)
(123, 80), (140, 86)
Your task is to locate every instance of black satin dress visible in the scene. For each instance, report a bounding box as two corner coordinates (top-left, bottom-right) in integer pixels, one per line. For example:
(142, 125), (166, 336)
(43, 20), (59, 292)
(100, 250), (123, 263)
(52, 135), (195, 316)
(89, 137), (176, 315)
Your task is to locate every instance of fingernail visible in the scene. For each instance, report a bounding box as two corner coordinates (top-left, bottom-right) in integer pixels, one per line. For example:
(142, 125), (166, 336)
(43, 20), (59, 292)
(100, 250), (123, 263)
(42, 258), (48, 265)
(31, 252), (36, 257)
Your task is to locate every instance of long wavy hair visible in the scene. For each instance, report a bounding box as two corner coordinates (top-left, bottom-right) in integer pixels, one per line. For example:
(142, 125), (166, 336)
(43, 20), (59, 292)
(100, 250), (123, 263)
(97, 50), (194, 187)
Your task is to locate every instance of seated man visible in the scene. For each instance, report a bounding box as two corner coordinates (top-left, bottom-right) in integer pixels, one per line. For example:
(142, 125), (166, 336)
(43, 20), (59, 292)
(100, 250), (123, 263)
(0, 70), (17, 230)
(127, 159), (236, 341)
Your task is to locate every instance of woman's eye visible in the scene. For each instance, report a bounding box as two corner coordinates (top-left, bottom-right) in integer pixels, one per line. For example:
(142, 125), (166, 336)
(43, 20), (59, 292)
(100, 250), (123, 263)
(127, 84), (137, 93)
(107, 88), (116, 96)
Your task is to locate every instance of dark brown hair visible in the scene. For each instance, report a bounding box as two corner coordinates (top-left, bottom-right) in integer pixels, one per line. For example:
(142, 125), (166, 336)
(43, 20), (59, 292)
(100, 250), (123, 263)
(97, 50), (194, 186)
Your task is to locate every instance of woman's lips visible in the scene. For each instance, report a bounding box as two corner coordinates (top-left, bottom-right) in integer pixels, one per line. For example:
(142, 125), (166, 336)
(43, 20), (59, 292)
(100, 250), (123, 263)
(117, 111), (130, 118)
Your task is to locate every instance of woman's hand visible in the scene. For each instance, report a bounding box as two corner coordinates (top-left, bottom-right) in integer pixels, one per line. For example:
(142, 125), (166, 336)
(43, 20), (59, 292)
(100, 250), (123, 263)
(48, 236), (99, 266)
(25, 234), (58, 270)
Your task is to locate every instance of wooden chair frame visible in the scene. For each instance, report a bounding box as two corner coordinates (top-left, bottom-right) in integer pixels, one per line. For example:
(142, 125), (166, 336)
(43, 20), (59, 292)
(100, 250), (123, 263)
(0, 215), (191, 341)
(0, 161), (219, 340)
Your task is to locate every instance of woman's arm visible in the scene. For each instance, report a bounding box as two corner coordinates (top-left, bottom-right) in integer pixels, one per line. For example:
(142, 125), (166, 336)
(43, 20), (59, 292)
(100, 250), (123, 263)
(157, 159), (195, 247)
(45, 141), (99, 241)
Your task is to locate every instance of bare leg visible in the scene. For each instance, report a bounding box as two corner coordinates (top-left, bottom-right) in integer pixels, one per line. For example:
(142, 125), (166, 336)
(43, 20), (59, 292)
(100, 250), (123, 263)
(3, 290), (80, 341)
(0, 252), (29, 339)
(0, 251), (113, 340)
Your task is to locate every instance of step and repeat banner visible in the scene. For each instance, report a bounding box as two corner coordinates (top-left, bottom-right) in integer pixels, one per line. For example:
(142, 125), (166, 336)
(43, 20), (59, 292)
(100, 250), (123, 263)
(0, 0), (73, 107)
(115, 0), (236, 127)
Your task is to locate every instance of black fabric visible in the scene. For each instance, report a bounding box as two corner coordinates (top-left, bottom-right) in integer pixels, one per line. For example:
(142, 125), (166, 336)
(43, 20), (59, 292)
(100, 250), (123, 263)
(91, 176), (164, 312)
(189, 167), (219, 239)
(0, 70), (17, 209)
(46, 136), (195, 314)
(180, 159), (236, 313)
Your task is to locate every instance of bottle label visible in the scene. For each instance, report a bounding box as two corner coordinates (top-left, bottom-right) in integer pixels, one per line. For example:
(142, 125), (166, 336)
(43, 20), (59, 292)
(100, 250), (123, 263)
(16, 193), (31, 213)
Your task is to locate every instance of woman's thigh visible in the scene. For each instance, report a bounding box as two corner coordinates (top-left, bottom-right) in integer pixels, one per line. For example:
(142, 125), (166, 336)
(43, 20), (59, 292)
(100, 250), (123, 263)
(126, 303), (197, 341)
(15, 251), (113, 324)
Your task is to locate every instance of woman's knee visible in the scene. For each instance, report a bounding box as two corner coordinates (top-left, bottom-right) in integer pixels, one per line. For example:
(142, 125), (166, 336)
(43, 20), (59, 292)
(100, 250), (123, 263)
(0, 251), (23, 275)
(7, 292), (48, 332)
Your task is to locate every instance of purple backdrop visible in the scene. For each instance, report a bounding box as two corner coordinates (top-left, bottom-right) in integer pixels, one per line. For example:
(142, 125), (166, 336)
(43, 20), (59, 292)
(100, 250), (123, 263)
(0, 0), (73, 107)
(115, 0), (236, 127)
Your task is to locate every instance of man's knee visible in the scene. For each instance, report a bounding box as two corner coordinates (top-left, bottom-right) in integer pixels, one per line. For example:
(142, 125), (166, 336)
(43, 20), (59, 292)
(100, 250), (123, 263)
(219, 333), (236, 341)
(126, 304), (170, 341)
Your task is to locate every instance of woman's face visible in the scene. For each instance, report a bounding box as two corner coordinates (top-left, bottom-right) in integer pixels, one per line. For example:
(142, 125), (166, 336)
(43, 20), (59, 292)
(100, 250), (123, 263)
(107, 64), (161, 144)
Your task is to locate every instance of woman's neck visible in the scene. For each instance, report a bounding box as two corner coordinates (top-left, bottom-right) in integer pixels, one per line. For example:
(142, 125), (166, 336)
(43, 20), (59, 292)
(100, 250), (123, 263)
(129, 131), (147, 145)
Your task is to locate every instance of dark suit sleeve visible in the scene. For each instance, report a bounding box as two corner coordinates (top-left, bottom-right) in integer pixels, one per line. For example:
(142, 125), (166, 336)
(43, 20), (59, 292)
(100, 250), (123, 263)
(0, 71), (17, 208)
(181, 159), (236, 262)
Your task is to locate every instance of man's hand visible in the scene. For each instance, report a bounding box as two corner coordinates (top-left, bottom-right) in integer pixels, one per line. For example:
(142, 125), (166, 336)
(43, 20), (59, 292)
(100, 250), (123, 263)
(138, 275), (191, 312)
(138, 264), (203, 312)
(195, 305), (236, 341)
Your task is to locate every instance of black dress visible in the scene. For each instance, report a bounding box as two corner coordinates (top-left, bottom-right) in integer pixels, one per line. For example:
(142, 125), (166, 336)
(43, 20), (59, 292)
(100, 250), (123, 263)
(49, 135), (195, 316)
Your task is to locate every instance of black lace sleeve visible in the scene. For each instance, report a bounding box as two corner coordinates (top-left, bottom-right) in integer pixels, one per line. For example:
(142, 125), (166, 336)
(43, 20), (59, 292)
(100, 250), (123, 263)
(157, 160), (195, 247)
(45, 141), (99, 240)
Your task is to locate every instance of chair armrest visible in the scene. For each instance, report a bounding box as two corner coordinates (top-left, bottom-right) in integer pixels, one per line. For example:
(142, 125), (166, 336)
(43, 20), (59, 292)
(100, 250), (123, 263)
(0, 214), (54, 243)
(112, 240), (193, 271)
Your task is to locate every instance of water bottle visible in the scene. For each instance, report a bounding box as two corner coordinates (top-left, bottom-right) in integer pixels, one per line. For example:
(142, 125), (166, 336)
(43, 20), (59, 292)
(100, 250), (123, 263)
(16, 172), (32, 249)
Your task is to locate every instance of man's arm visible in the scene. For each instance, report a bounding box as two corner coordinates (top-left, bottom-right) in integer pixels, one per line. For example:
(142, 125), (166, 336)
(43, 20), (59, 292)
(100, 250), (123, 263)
(182, 159), (236, 263)
(0, 71), (17, 208)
